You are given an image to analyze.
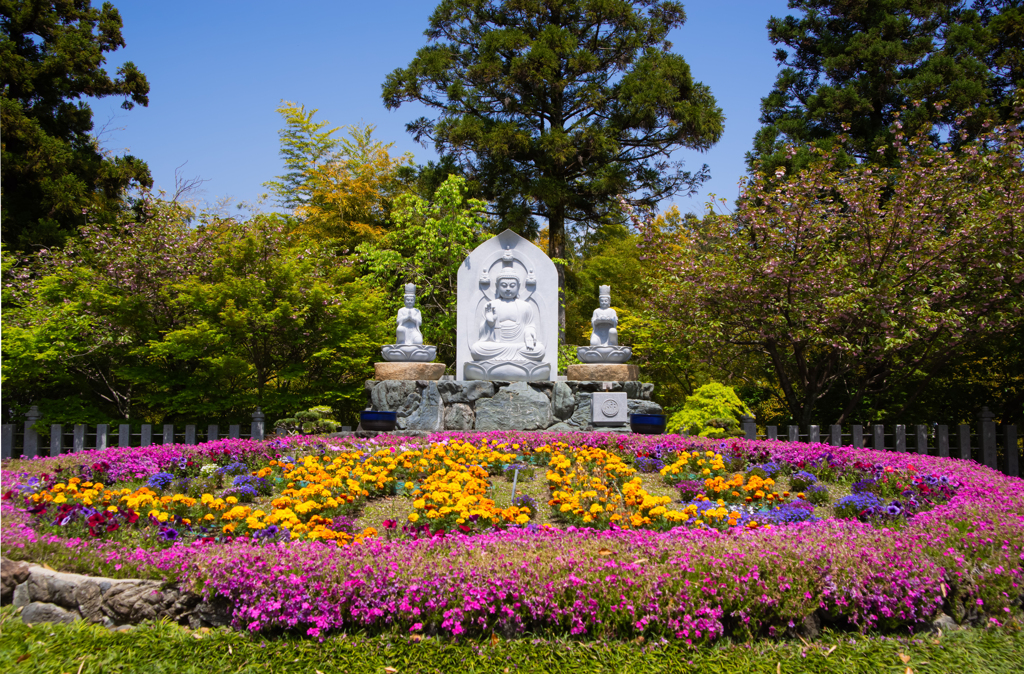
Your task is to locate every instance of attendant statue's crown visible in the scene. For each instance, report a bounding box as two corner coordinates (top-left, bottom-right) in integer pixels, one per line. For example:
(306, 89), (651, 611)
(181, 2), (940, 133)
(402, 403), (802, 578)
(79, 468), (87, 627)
(599, 285), (611, 297)
(496, 268), (521, 284)
(404, 283), (416, 296)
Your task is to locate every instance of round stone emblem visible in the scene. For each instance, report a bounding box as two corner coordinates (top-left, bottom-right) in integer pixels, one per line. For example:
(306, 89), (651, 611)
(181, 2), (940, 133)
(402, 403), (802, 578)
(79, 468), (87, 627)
(601, 399), (620, 418)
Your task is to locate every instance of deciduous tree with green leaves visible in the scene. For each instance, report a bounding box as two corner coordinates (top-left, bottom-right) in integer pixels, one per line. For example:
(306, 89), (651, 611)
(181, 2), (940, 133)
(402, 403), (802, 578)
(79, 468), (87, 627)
(382, 0), (724, 335)
(1, 0), (151, 252)
(357, 175), (489, 366)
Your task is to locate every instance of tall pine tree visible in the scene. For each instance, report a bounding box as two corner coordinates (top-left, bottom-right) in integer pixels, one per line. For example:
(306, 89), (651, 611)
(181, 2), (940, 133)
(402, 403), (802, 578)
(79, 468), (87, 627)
(1, 0), (151, 253)
(382, 0), (724, 335)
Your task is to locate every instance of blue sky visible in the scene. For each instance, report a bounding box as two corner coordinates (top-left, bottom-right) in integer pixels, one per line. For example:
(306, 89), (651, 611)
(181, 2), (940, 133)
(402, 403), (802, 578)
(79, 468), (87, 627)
(97, 0), (793, 217)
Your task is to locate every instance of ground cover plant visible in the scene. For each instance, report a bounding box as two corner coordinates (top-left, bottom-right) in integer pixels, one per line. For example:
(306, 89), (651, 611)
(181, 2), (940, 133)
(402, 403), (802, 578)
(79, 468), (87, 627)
(2, 431), (1022, 646)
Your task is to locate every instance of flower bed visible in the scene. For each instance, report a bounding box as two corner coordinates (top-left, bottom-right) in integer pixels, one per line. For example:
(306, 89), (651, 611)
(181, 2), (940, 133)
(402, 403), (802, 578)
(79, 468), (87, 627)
(2, 432), (1022, 643)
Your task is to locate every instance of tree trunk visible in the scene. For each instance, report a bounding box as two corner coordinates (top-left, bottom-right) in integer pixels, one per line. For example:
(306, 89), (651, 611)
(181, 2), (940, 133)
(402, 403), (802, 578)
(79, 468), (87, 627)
(548, 202), (567, 343)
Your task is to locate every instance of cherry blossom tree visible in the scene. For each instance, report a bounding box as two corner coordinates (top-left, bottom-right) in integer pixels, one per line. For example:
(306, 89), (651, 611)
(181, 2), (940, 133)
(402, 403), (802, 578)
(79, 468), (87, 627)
(642, 106), (1024, 425)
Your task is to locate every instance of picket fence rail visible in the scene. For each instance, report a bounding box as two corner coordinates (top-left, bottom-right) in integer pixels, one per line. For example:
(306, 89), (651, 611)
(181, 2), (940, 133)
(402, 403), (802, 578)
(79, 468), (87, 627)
(739, 406), (1020, 478)
(1, 406), (266, 460)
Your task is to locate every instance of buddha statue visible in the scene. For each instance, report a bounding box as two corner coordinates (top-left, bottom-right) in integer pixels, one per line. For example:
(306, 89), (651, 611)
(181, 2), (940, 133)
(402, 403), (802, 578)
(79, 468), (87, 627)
(577, 285), (632, 364)
(465, 269), (550, 381)
(381, 284), (437, 362)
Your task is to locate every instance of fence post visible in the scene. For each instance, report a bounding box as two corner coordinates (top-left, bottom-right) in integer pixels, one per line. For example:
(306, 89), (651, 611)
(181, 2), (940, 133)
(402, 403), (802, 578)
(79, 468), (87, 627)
(916, 425), (929, 455)
(23, 406), (42, 458)
(229, 424), (240, 439)
(829, 424), (842, 446)
(185, 425), (196, 445)
(96, 424), (108, 451)
(895, 425), (906, 452)
(741, 415), (756, 440)
(73, 425), (86, 453)
(767, 425), (778, 440)
(141, 424), (152, 447)
(1, 424), (14, 459)
(937, 425), (949, 458)
(252, 408), (265, 441)
(958, 424), (972, 461)
(118, 424), (131, 448)
(50, 424), (63, 455)
(809, 425), (820, 444)
(852, 425), (863, 448)
(788, 425), (799, 442)
(163, 424), (175, 445)
(1005, 425), (1019, 478)
(979, 407), (997, 470)
(873, 424), (885, 450)
(207, 424), (219, 443)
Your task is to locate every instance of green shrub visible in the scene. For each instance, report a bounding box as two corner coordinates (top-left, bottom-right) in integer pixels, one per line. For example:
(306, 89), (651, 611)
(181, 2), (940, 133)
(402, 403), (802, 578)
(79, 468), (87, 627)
(666, 383), (753, 437)
(274, 405), (341, 435)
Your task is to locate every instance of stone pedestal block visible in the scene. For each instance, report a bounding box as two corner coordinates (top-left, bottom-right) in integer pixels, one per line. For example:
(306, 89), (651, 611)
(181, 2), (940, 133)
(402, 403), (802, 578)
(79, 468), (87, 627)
(364, 379), (660, 432)
(374, 362), (445, 381)
(567, 364), (640, 382)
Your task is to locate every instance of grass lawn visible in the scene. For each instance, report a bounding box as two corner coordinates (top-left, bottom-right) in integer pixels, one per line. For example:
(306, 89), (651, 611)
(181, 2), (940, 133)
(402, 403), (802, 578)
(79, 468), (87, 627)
(2, 606), (1021, 674)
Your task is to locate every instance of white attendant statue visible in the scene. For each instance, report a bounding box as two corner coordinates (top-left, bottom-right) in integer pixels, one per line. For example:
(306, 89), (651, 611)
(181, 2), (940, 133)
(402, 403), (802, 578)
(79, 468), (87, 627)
(395, 288), (423, 345)
(381, 284), (437, 362)
(577, 285), (631, 364)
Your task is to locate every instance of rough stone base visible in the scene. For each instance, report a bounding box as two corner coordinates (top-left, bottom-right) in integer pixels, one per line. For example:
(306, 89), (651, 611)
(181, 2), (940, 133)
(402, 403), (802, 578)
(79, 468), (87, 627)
(364, 379), (661, 432)
(567, 364), (640, 381)
(2, 558), (221, 629)
(374, 362), (445, 381)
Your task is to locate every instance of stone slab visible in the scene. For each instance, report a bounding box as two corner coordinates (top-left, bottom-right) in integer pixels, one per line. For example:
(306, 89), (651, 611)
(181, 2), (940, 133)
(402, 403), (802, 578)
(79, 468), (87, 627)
(592, 392), (629, 425)
(374, 362), (445, 381)
(567, 364), (640, 381)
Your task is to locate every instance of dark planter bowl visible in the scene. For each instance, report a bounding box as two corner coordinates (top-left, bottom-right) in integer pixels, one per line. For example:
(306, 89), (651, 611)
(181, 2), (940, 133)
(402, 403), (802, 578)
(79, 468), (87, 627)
(360, 410), (397, 432)
(629, 413), (667, 435)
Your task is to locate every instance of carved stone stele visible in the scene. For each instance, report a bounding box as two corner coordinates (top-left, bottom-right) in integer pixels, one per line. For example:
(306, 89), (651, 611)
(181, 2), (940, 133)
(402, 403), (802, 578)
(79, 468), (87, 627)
(457, 230), (557, 381)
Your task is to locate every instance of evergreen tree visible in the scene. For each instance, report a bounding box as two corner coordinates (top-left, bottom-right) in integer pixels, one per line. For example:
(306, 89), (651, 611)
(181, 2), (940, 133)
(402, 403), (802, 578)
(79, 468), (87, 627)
(382, 0), (724, 334)
(1, 0), (152, 252)
(749, 0), (1023, 175)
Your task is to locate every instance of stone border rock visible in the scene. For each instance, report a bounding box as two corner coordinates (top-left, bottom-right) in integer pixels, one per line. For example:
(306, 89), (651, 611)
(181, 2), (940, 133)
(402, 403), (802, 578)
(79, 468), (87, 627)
(1, 557), (227, 629)
(363, 379), (663, 432)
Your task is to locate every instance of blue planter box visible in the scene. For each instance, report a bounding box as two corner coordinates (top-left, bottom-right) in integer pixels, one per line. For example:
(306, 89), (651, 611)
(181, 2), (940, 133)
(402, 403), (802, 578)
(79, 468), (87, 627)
(629, 413), (666, 435)
(360, 410), (397, 432)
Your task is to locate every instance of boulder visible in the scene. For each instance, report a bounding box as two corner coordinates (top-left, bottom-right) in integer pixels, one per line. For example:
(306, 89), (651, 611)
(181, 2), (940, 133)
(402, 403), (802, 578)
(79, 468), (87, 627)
(402, 382), (445, 432)
(566, 394), (593, 428)
(627, 399), (664, 416)
(475, 381), (553, 431)
(1, 558), (31, 604)
(21, 601), (80, 625)
(370, 380), (418, 411)
(444, 403), (475, 430)
(438, 380), (496, 405)
(552, 382), (575, 420)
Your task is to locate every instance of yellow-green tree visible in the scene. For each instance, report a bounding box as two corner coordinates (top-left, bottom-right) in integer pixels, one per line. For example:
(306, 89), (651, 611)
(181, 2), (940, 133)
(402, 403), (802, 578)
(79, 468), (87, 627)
(265, 102), (412, 250)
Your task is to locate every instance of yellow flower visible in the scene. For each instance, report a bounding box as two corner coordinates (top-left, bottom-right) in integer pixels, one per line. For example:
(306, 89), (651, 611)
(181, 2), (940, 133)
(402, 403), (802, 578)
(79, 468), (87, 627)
(408, 513), (420, 523)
